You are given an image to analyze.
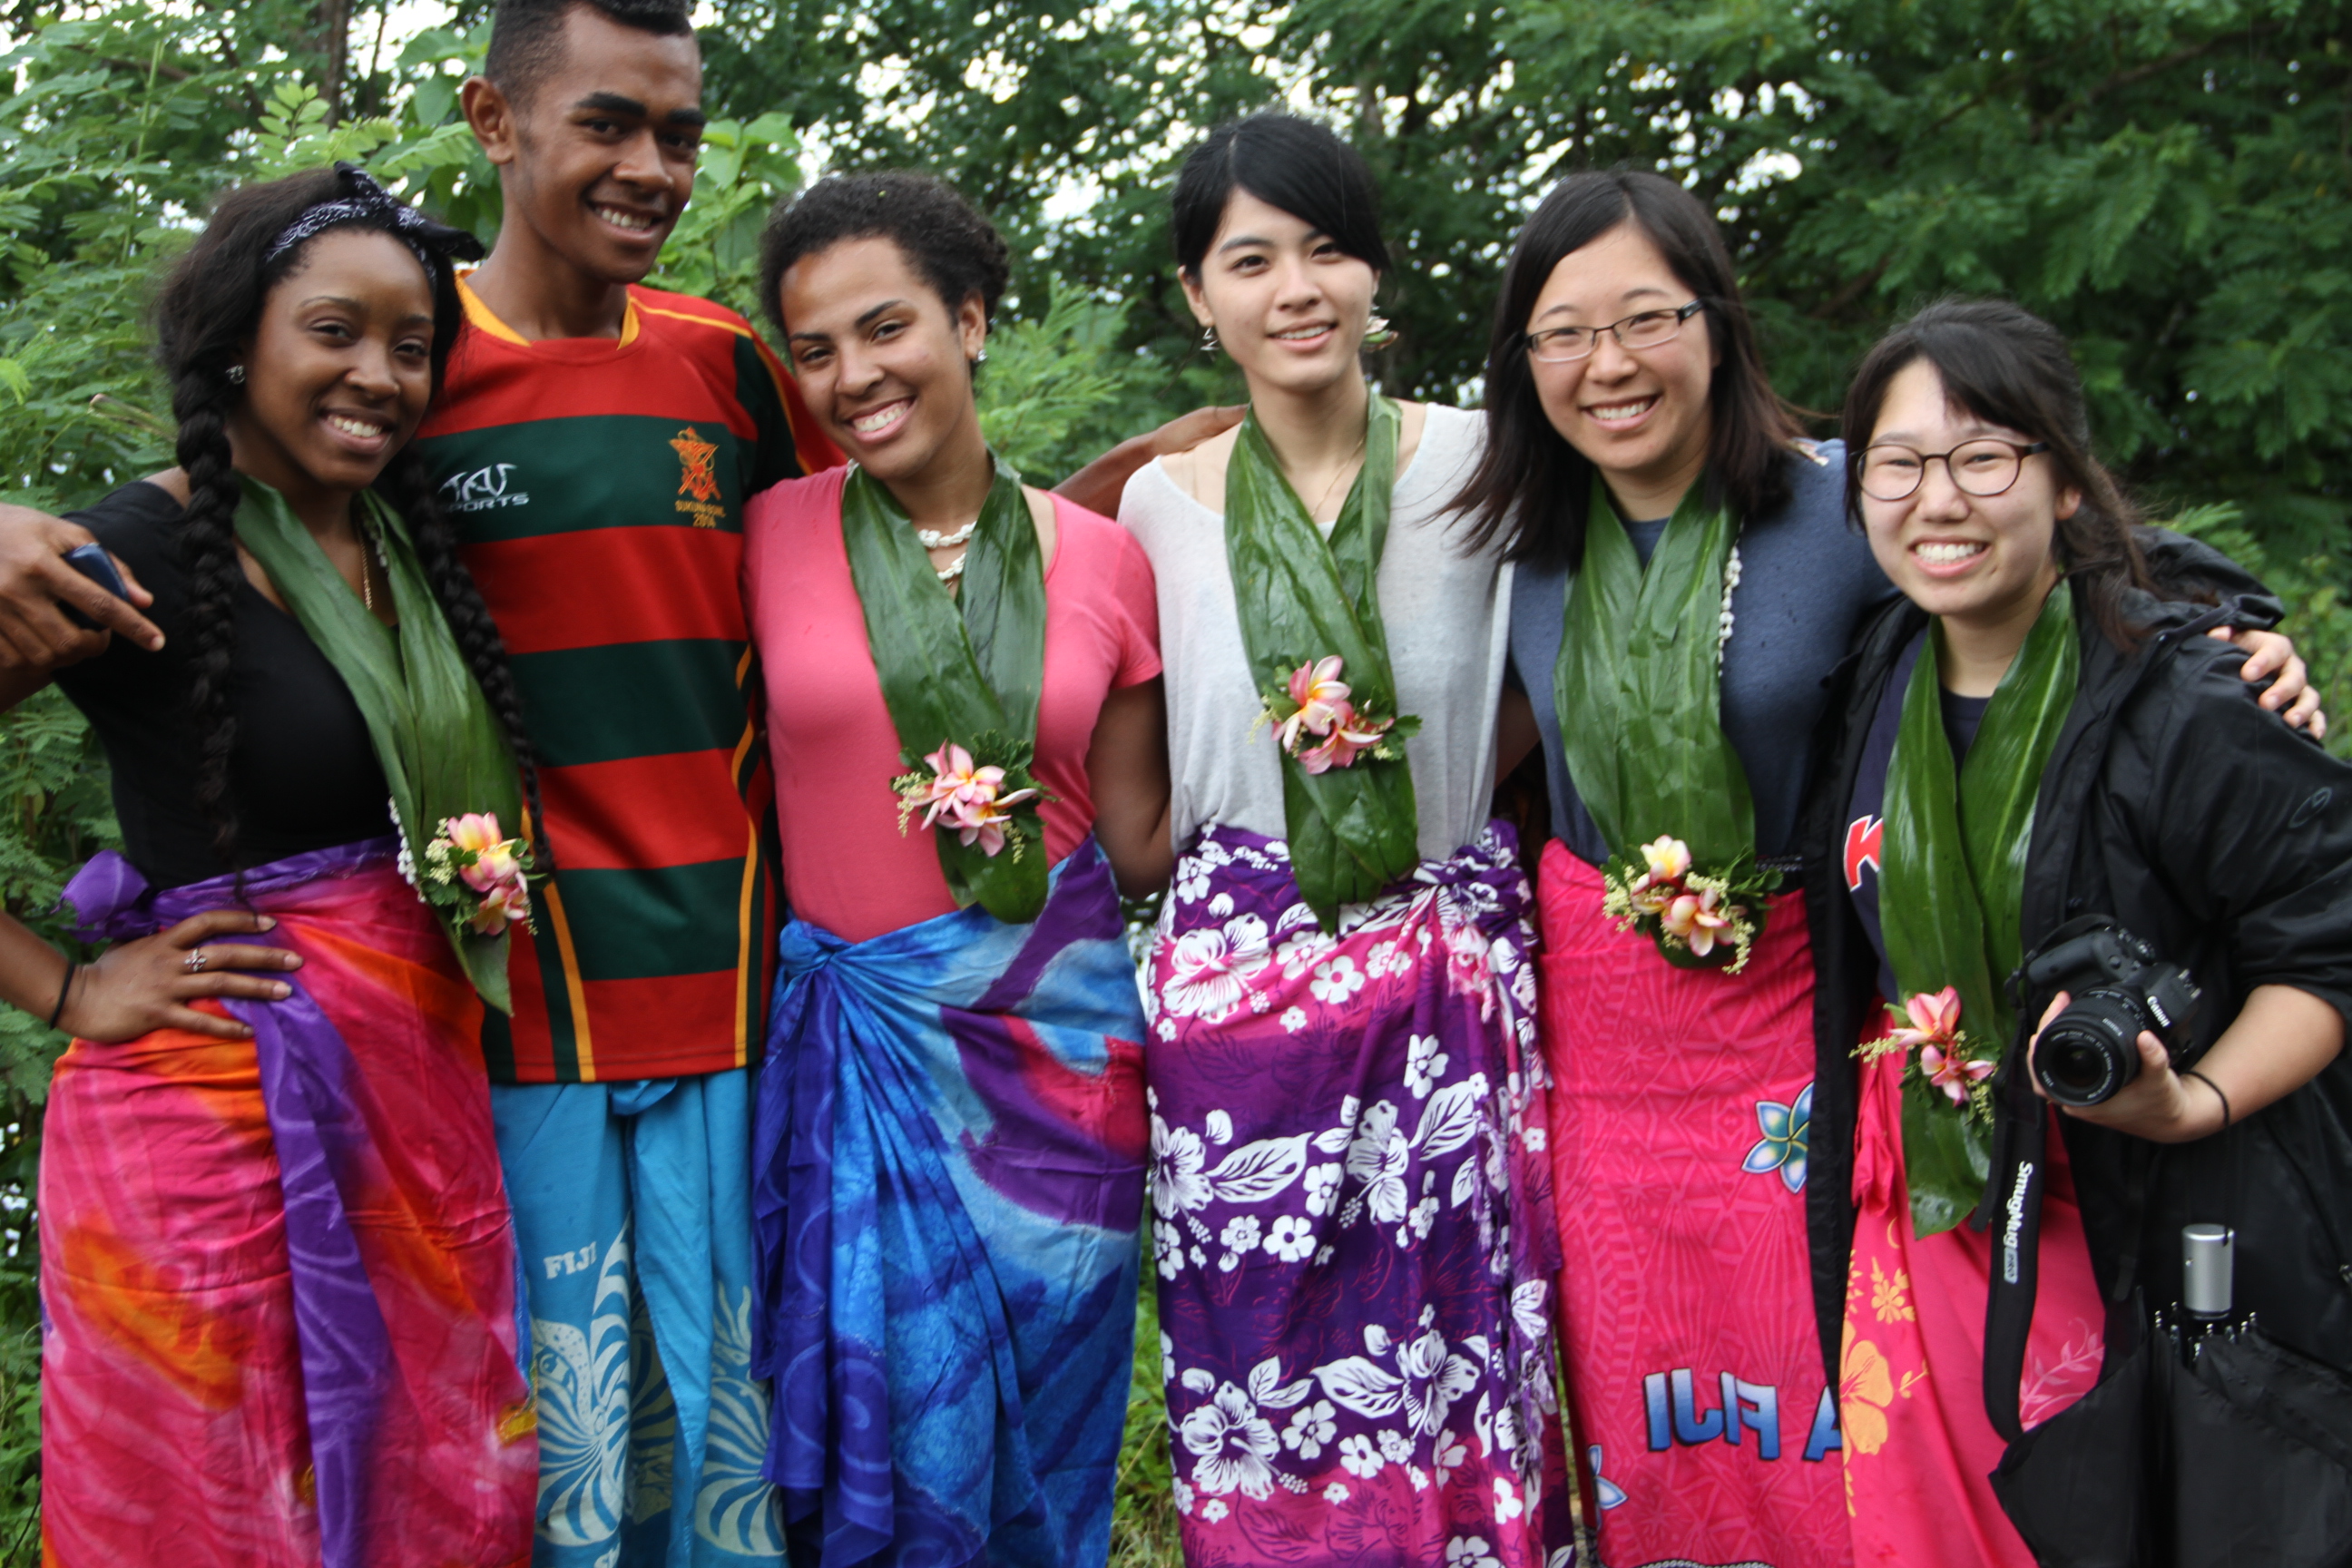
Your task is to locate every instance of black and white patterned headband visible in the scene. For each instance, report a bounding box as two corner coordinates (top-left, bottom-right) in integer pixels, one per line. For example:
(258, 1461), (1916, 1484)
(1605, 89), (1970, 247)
(262, 162), (485, 287)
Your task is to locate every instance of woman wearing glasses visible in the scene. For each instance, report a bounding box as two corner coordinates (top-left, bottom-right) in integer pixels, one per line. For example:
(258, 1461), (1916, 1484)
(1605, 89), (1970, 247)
(1806, 297), (2352, 1567)
(1451, 172), (2316, 1568)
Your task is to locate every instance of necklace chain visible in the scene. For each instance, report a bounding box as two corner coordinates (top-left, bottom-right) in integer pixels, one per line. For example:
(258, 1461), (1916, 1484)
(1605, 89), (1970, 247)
(1302, 431), (1369, 523)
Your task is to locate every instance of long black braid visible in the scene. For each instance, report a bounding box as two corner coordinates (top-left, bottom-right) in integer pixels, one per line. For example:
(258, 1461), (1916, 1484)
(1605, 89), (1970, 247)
(166, 362), (252, 868)
(153, 167), (539, 870)
(372, 446), (550, 865)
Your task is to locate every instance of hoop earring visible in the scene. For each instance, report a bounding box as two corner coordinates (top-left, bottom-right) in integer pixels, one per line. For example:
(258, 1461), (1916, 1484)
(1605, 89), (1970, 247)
(1200, 324), (1220, 354)
(1362, 315), (1396, 349)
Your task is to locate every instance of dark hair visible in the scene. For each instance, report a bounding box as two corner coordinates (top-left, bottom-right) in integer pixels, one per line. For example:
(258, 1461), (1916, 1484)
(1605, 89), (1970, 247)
(1841, 297), (2157, 651)
(152, 168), (542, 870)
(485, 0), (693, 103)
(755, 172), (1011, 342)
(1171, 113), (1390, 279)
(1454, 170), (1803, 568)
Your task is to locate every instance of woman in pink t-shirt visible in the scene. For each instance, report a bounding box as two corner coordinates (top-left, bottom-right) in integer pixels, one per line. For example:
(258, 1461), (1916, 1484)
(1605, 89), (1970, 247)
(739, 172), (1169, 1568)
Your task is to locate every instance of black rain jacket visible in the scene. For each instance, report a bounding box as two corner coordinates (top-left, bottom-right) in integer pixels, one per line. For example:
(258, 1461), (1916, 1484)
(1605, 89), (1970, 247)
(1800, 583), (2352, 1399)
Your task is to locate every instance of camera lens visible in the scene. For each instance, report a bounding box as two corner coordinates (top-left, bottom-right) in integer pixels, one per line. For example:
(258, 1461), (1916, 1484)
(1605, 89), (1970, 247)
(2034, 989), (2149, 1106)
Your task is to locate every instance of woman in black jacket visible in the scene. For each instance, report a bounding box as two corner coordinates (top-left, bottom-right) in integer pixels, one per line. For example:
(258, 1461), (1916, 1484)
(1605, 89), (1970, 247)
(1801, 298), (2352, 1568)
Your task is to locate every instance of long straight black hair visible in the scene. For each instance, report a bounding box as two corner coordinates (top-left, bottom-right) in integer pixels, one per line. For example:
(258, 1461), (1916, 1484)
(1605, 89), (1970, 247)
(1453, 170), (1803, 569)
(1840, 298), (2160, 652)
(152, 169), (541, 868)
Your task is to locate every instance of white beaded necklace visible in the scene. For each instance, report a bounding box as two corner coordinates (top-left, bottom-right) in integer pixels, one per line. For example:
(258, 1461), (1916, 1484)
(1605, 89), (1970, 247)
(920, 518), (977, 583)
(1716, 543), (1743, 671)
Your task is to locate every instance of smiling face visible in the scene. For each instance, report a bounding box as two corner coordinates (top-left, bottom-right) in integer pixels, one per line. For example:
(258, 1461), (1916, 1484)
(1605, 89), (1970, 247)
(1181, 189), (1379, 402)
(1525, 221), (1719, 515)
(778, 234), (987, 484)
(471, 5), (703, 287)
(1860, 358), (2080, 630)
(226, 228), (436, 501)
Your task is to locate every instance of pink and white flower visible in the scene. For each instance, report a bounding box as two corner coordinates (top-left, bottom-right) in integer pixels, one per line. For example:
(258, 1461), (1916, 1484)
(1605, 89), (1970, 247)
(1889, 985), (1962, 1051)
(1296, 701), (1394, 774)
(1660, 885), (1733, 957)
(1920, 1043), (1997, 1104)
(908, 742), (1037, 857)
(1278, 656), (1352, 752)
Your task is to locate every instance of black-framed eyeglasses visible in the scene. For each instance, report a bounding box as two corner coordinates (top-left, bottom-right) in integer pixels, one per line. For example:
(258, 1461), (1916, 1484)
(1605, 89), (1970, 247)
(1858, 438), (2053, 502)
(1522, 299), (1705, 363)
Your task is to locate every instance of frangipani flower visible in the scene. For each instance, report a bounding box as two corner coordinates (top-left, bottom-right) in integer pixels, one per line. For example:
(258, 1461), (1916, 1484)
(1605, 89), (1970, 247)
(1638, 836), (1692, 885)
(1660, 885), (1732, 956)
(1920, 1044), (1997, 1104)
(915, 741), (1038, 857)
(1888, 986), (1963, 1052)
(1279, 656), (1353, 751)
(467, 873), (532, 936)
(1296, 701), (1393, 774)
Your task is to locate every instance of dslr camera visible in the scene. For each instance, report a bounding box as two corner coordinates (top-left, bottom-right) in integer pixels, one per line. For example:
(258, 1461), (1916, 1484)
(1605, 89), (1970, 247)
(2022, 921), (2203, 1107)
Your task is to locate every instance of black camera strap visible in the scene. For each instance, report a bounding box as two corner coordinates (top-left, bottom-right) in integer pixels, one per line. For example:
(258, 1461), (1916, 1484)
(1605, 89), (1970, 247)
(1983, 1038), (2049, 1445)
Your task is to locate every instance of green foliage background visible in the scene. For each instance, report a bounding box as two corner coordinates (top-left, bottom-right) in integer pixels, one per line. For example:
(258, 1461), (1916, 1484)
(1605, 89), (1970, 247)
(0, 0), (2345, 1558)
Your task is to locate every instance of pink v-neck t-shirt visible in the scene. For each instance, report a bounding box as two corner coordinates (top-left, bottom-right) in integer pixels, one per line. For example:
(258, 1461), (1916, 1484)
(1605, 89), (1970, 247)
(745, 466), (1161, 943)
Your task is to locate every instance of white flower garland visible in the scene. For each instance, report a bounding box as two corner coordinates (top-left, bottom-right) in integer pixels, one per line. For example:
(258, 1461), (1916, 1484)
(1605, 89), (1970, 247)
(1716, 543), (1743, 671)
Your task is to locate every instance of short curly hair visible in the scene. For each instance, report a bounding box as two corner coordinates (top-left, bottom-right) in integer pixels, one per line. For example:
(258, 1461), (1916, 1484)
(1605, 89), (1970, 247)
(756, 173), (1011, 342)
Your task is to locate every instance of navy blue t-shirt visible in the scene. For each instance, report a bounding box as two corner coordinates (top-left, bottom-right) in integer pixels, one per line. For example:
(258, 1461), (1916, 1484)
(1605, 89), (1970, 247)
(1509, 439), (1901, 869)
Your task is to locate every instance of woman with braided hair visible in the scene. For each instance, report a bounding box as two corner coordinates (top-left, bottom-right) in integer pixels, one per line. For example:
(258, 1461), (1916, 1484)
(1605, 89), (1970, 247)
(0, 164), (541, 1566)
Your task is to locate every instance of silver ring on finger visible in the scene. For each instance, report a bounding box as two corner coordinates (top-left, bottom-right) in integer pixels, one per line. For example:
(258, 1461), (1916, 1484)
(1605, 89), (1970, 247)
(183, 947), (209, 975)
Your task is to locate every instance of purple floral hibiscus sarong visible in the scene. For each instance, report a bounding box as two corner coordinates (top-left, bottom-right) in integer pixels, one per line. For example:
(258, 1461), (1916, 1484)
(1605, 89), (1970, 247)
(1144, 822), (1573, 1567)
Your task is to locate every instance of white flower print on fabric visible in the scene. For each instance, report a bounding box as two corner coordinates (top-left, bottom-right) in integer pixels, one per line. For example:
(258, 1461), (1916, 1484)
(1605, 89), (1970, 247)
(1172, 1479), (1194, 1515)
(1154, 1220), (1186, 1281)
(1181, 1383), (1279, 1499)
(1263, 1215), (1316, 1262)
(1493, 1475), (1524, 1524)
(1280, 1400), (1338, 1460)
(1404, 1034), (1450, 1099)
(1337, 1434), (1384, 1478)
(1446, 1537), (1501, 1568)
(1303, 1162), (1343, 1216)
(1220, 1215), (1261, 1254)
(1345, 1102), (1410, 1224)
(1279, 1005), (1308, 1034)
(1160, 915), (1272, 1022)
(1399, 1328), (1483, 1436)
(1323, 1483), (1349, 1504)
(1434, 1428), (1469, 1487)
(1377, 1428), (1414, 1464)
(1276, 929), (1336, 980)
(1152, 1117), (1210, 1216)
(1309, 955), (1367, 1004)
(1199, 1498), (1228, 1523)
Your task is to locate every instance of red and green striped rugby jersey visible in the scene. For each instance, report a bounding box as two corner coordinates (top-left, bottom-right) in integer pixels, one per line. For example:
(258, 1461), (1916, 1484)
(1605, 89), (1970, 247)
(415, 279), (843, 1083)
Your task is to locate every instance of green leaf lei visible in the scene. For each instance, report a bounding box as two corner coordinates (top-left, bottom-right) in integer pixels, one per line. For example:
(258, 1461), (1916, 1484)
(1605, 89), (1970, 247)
(1555, 473), (1777, 971)
(1224, 395), (1422, 931)
(232, 475), (528, 1013)
(839, 455), (1054, 926)
(1875, 582), (2081, 1235)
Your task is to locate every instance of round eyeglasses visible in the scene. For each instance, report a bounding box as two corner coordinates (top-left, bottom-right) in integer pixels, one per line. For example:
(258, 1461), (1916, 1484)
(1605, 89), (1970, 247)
(1522, 299), (1705, 363)
(1858, 438), (2053, 502)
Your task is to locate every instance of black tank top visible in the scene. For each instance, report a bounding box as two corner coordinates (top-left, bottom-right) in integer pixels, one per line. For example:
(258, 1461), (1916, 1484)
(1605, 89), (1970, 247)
(53, 481), (395, 888)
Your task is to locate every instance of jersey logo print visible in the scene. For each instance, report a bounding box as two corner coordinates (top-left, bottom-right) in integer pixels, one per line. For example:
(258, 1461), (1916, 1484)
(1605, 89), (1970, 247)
(1844, 814), (1883, 891)
(670, 426), (725, 526)
(442, 462), (529, 512)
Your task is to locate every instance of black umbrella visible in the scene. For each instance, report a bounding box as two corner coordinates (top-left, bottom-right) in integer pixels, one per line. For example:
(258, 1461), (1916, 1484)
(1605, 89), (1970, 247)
(1986, 1210), (2352, 1565)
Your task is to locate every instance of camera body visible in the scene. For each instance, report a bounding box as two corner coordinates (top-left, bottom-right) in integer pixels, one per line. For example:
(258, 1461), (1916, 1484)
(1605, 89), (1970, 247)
(2023, 923), (2203, 1107)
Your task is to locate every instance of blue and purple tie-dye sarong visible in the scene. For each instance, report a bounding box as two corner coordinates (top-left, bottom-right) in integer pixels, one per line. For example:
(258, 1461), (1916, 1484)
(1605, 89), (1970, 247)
(751, 838), (1147, 1567)
(1143, 822), (1573, 1567)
